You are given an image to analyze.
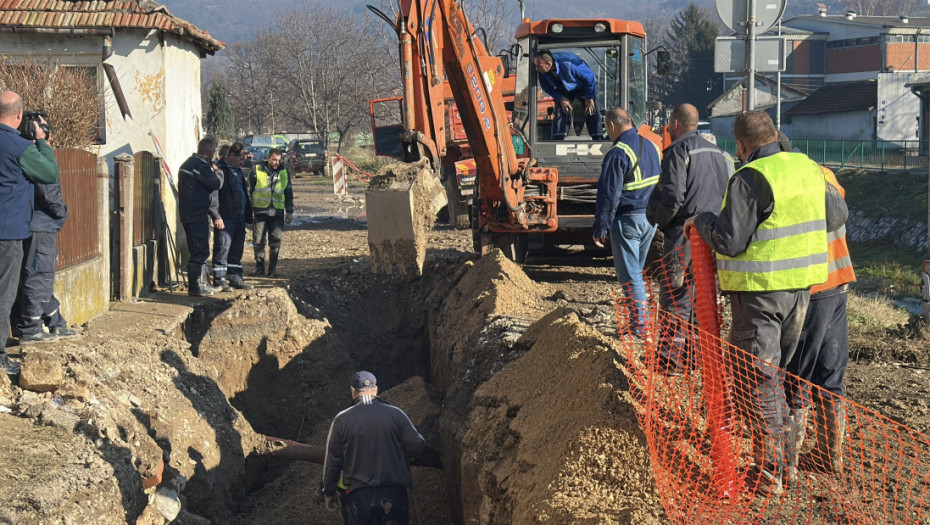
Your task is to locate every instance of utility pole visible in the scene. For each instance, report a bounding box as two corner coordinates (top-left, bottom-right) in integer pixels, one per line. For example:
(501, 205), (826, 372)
(747, 0), (757, 110)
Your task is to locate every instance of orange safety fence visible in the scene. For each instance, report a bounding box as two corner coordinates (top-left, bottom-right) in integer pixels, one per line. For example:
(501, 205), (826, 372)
(330, 153), (375, 184)
(613, 230), (930, 524)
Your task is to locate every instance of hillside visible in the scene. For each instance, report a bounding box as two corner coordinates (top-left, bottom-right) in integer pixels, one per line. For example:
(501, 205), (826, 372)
(159, 0), (854, 48)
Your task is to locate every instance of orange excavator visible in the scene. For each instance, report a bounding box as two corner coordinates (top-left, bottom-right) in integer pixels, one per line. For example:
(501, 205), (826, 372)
(366, 0), (667, 273)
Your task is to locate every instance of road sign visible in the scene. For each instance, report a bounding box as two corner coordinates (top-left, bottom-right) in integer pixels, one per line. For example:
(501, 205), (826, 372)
(714, 36), (786, 73)
(716, 0), (787, 35)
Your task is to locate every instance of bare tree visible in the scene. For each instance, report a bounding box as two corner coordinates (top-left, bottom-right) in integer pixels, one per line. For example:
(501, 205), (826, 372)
(842, 0), (921, 16)
(0, 57), (100, 148)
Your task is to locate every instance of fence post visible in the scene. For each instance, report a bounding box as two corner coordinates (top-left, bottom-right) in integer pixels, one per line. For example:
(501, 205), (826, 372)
(881, 141), (885, 171)
(114, 153), (134, 302)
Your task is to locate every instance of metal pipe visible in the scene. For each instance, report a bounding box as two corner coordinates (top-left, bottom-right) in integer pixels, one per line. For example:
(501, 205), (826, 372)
(747, 0), (757, 110)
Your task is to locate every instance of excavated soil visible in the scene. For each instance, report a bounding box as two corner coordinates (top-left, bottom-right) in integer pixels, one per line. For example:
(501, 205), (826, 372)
(0, 176), (927, 524)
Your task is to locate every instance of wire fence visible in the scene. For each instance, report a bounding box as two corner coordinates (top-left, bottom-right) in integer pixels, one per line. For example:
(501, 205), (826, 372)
(614, 234), (930, 524)
(718, 138), (930, 173)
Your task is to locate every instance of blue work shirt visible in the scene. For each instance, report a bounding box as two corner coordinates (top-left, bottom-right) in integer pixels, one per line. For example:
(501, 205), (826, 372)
(538, 52), (597, 102)
(593, 127), (661, 239)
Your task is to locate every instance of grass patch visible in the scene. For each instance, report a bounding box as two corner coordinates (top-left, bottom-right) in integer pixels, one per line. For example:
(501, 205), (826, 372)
(847, 291), (910, 332)
(836, 168), (927, 219)
(848, 241), (922, 297)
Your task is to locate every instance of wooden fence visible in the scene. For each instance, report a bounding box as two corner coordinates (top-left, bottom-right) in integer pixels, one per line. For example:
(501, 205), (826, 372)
(133, 151), (160, 246)
(56, 148), (98, 269)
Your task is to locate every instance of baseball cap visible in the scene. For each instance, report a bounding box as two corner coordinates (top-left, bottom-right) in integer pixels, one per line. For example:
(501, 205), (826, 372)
(351, 371), (377, 389)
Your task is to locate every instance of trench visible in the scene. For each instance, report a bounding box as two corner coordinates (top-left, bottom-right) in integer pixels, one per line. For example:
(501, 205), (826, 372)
(176, 253), (470, 523)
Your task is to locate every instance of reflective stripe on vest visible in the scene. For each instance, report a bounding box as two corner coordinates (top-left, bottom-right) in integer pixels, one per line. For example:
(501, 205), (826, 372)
(252, 164), (289, 210)
(613, 138), (660, 191)
(812, 167), (855, 293)
(716, 152), (829, 292)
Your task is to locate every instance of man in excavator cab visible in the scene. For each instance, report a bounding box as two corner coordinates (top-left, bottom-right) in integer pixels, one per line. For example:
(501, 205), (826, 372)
(533, 49), (603, 141)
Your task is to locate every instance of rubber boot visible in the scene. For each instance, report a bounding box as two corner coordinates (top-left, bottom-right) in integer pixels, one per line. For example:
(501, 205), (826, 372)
(785, 407), (809, 486)
(200, 266), (222, 294)
(800, 399), (845, 474)
(187, 263), (213, 297)
(268, 252), (279, 277)
(253, 261), (265, 276)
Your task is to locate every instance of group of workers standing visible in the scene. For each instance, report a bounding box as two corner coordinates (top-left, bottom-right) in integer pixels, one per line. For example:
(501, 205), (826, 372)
(595, 103), (854, 496)
(0, 91), (76, 377)
(177, 139), (294, 296)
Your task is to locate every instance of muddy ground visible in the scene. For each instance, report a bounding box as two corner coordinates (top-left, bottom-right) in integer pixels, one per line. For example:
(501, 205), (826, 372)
(0, 176), (927, 524)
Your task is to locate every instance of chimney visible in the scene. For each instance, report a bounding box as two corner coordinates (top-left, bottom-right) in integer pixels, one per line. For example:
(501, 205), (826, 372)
(900, 15), (909, 24)
(846, 9), (857, 20)
(817, 3), (827, 16)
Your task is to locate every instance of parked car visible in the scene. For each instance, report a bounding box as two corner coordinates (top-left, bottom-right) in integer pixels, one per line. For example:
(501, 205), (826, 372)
(243, 134), (288, 151)
(285, 138), (328, 175)
(246, 145), (271, 166)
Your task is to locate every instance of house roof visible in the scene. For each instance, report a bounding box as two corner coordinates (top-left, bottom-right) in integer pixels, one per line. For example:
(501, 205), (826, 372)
(0, 0), (224, 54)
(785, 80), (876, 116)
(706, 73), (809, 112)
(788, 14), (930, 30)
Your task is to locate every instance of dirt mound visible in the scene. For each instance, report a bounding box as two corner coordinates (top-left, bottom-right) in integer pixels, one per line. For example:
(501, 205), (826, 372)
(459, 309), (662, 523)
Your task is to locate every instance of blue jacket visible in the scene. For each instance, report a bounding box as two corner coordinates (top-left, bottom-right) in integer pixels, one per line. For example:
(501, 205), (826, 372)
(0, 124), (59, 240)
(178, 154), (223, 224)
(215, 159), (251, 223)
(593, 127), (660, 239)
(31, 181), (67, 233)
(538, 52), (597, 101)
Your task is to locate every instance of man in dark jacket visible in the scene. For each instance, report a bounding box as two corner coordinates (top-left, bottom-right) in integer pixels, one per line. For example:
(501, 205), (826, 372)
(179, 138), (224, 297)
(593, 107), (660, 337)
(0, 91), (59, 375)
(249, 148), (293, 276)
(317, 371), (425, 524)
(646, 103), (731, 374)
(534, 50), (602, 140)
(13, 176), (76, 342)
(689, 110), (848, 496)
(211, 142), (253, 291)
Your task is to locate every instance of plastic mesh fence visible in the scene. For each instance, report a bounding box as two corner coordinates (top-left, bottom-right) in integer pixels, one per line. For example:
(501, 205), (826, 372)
(614, 229), (930, 524)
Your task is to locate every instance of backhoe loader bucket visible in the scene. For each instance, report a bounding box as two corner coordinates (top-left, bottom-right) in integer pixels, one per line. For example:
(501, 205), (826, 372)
(366, 159), (447, 275)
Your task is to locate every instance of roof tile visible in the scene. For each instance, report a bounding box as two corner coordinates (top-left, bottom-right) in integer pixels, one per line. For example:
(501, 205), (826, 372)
(786, 80), (877, 116)
(0, 0), (224, 52)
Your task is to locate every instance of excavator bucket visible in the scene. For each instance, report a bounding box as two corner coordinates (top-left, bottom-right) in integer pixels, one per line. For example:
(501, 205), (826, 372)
(366, 158), (447, 275)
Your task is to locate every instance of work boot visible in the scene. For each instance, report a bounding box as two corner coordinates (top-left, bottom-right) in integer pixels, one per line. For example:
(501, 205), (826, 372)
(50, 325), (77, 337)
(252, 263), (265, 276)
(785, 407), (810, 486)
(19, 331), (57, 343)
(229, 276), (253, 290)
(215, 277), (232, 292)
(0, 354), (20, 376)
(188, 263), (214, 297)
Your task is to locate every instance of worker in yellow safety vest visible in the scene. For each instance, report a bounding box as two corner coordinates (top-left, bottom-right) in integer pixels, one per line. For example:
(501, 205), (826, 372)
(249, 148), (293, 277)
(687, 111), (848, 496)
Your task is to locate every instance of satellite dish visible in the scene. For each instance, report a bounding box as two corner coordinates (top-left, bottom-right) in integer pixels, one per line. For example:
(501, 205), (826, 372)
(716, 0), (787, 35)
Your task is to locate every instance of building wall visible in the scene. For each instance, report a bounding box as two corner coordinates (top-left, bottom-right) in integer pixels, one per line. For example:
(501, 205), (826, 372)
(826, 45), (881, 74)
(791, 111), (874, 139)
(877, 72), (923, 141)
(885, 42), (930, 72)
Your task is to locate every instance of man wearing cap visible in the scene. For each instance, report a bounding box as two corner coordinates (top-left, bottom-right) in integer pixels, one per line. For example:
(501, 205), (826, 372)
(317, 371), (425, 524)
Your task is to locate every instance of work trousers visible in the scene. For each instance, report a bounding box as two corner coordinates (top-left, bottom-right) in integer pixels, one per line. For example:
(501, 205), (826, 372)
(343, 485), (410, 525)
(252, 214), (284, 266)
(786, 285), (849, 408)
(657, 228), (694, 372)
(729, 288), (810, 473)
(16, 232), (67, 336)
(0, 240), (23, 356)
(182, 218), (211, 266)
(609, 213), (656, 337)
(551, 95), (602, 140)
(212, 214), (247, 279)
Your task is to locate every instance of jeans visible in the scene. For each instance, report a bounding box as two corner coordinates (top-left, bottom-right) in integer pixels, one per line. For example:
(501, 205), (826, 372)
(343, 485), (410, 525)
(609, 213), (656, 336)
(551, 95), (603, 140)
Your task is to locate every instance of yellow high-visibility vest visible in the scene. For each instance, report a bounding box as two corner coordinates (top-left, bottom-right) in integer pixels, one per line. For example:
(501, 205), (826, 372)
(252, 164), (289, 210)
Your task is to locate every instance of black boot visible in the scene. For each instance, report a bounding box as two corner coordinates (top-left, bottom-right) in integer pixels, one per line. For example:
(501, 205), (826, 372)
(214, 277), (231, 292)
(268, 253), (279, 277)
(253, 262), (265, 276)
(0, 354), (20, 376)
(188, 263), (214, 297)
(229, 275), (254, 289)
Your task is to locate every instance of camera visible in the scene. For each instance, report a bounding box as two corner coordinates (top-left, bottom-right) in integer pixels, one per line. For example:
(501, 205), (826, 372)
(18, 110), (50, 141)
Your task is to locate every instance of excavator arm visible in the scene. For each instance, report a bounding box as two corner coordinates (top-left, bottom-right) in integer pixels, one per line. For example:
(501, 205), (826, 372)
(366, 0), (558, 274)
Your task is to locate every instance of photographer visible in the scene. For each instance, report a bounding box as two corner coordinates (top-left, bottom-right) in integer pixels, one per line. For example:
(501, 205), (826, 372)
(0, 91), (60, 376)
